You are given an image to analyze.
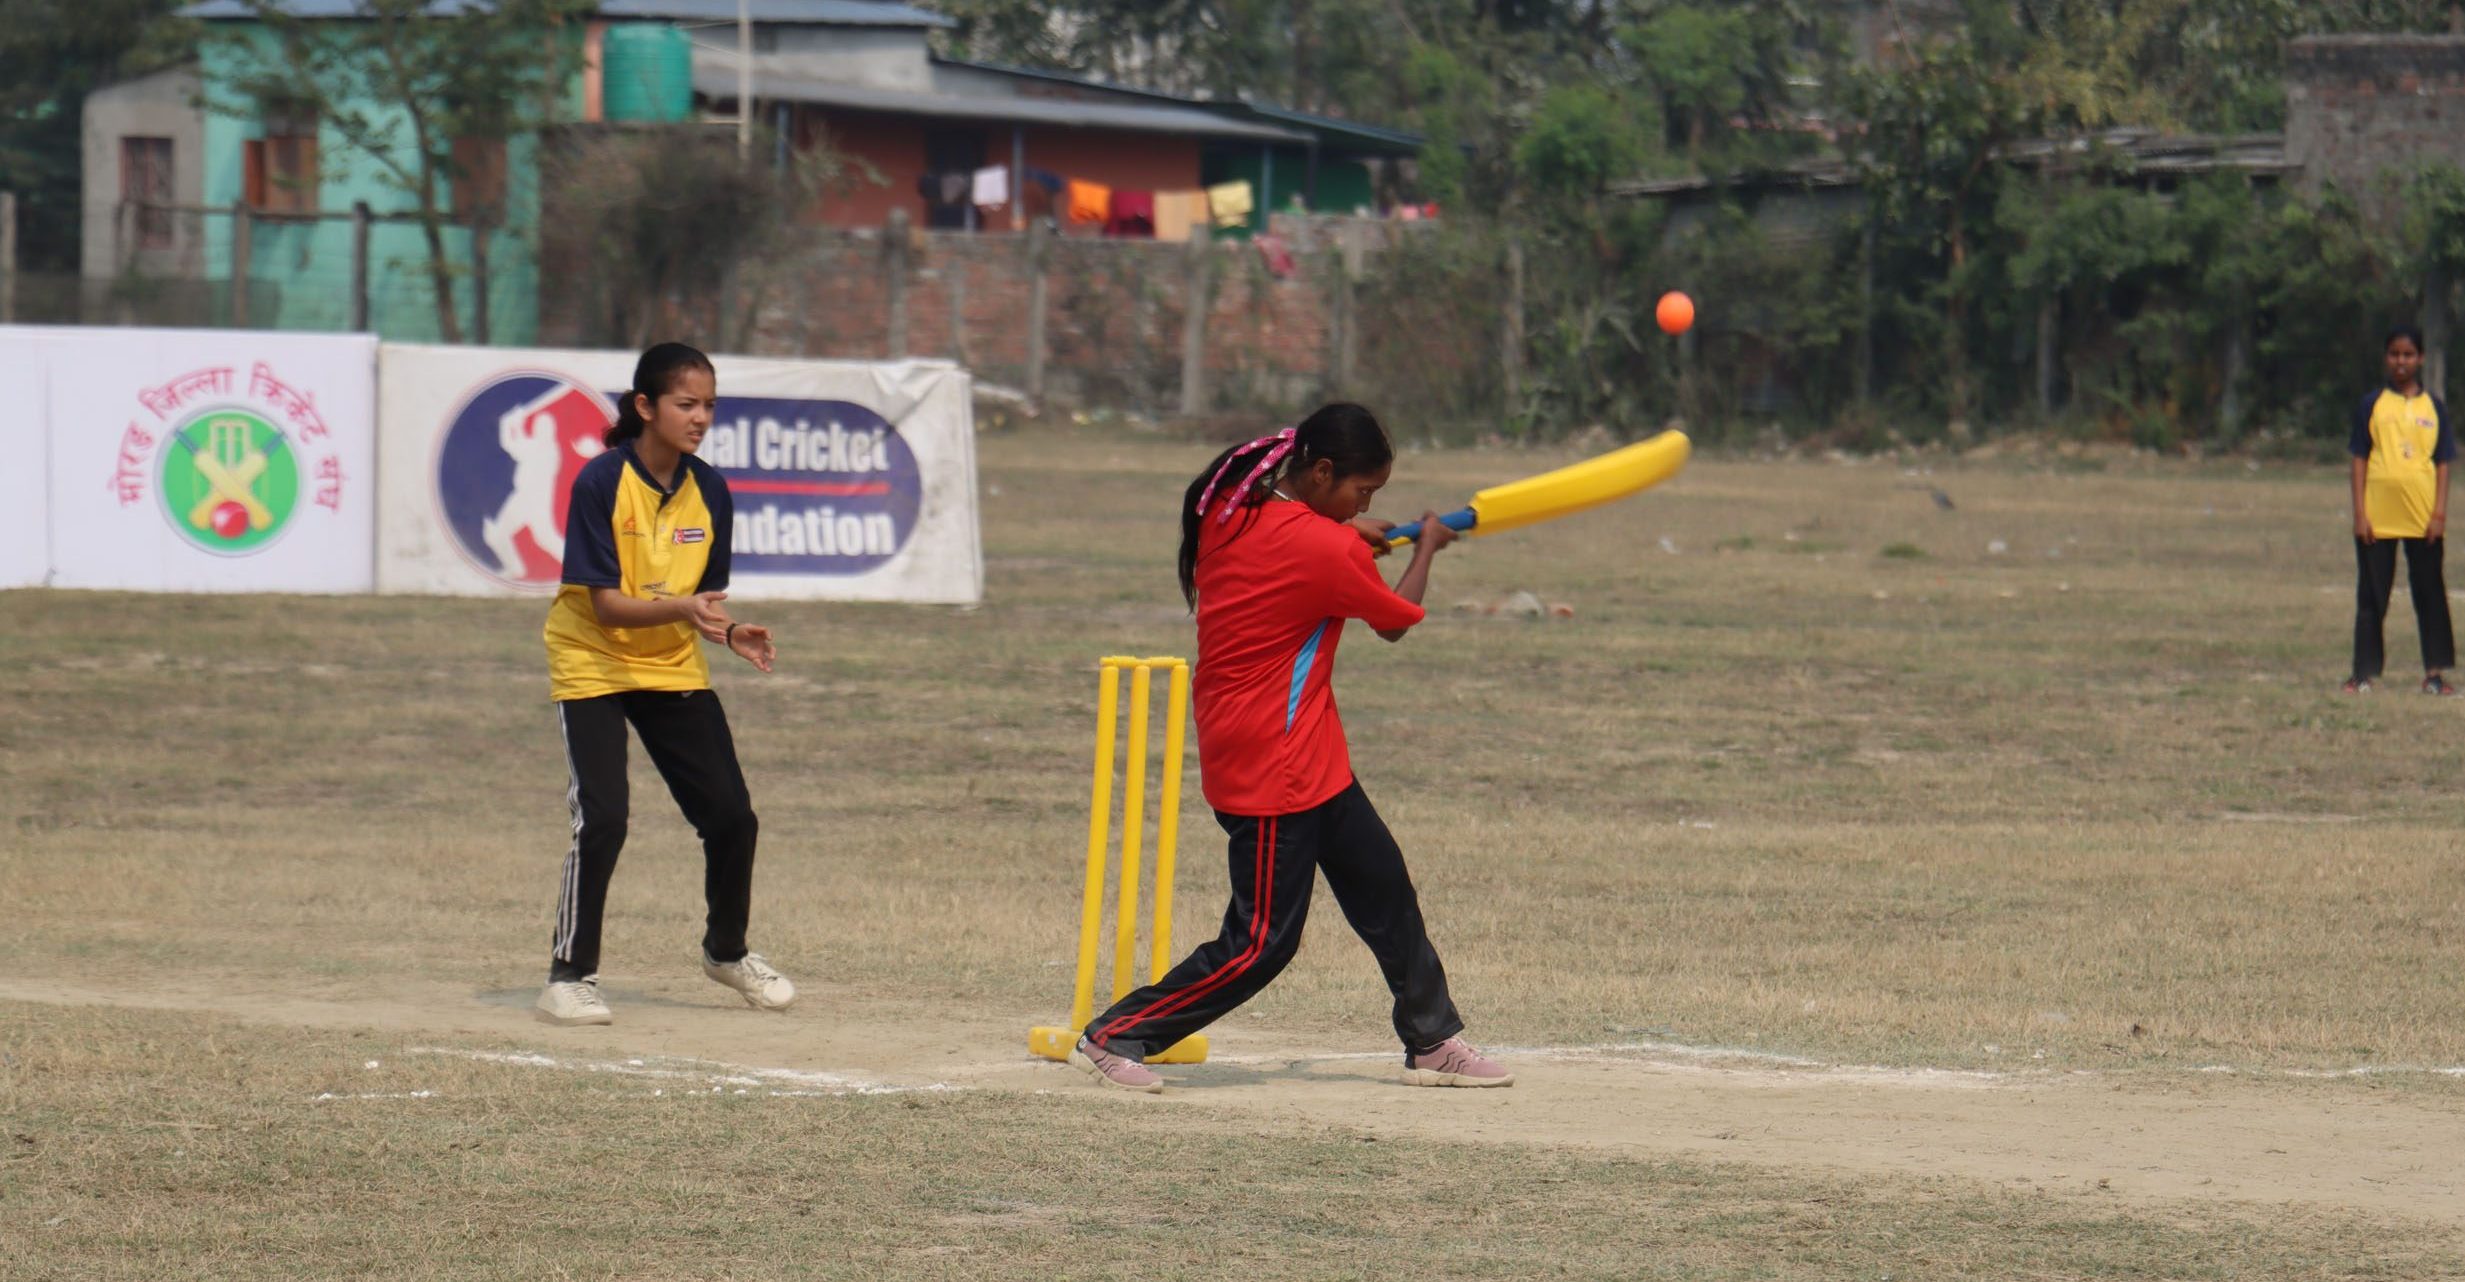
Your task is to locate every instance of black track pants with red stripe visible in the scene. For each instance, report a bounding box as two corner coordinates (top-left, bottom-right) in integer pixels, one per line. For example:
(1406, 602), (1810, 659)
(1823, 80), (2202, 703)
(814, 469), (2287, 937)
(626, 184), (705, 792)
(1085, 779), (1464, 1060)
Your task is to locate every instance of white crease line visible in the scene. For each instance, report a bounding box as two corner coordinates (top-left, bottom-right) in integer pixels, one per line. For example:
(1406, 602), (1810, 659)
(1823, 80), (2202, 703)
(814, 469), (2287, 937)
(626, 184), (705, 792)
(1156, 1039), (2465, 1086)
(405, 1045), (966, 1097)
(2222, 1064), (2465, 1079)
(1205, 1041), (2006, 1085)
(392, 1041), (2465, 1102)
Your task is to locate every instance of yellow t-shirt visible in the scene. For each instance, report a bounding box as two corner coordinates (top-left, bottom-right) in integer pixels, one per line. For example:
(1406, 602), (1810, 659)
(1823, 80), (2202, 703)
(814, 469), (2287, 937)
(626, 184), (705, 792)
(1206, 180), (1254, 229)
(544, 445), (732, 701)
(2351, 388), (2454, 540)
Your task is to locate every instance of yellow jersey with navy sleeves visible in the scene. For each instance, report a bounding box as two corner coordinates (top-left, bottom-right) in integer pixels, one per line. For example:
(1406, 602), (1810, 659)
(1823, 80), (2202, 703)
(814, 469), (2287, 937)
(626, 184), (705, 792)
(544, 445), (735, 701)
(2350, 388), (2456, 540)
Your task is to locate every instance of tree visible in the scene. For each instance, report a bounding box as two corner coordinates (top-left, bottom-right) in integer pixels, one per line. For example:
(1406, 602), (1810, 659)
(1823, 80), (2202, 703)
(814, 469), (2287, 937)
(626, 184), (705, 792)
(214, 0), (588, 343)
(1625, 2), (1817, 166)
(1842, 33), (2044, 433)
(546, 125), (854, 349)
(0, 0), (182, 272)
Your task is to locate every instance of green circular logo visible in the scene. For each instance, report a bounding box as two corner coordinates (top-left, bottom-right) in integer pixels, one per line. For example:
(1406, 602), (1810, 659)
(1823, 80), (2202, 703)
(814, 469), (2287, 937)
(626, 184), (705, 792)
(158, 409), (299, 556)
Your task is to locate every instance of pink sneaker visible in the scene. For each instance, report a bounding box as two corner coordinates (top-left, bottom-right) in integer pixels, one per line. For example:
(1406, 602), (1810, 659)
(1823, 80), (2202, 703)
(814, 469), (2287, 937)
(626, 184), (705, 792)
(1071, 1037), (1164, 1094)
(1404, 1036), (1515, 1088)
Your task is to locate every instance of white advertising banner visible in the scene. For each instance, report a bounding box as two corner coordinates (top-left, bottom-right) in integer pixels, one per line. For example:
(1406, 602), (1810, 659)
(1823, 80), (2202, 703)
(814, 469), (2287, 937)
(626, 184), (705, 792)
(376, 343), (981, 603)
(0, 340), (49, 588)
(29, 326), (377, 593)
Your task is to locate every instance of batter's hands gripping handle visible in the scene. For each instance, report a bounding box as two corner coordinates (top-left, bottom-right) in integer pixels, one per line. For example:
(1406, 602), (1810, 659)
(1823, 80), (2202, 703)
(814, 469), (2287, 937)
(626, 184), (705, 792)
(1381, 430), (1692, 551)
(1383, 507), (1478, 549)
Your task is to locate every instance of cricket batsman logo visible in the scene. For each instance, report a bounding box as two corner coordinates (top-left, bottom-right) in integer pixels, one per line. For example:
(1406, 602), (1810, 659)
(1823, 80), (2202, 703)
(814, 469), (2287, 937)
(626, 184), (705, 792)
(435, 371), (616, 589)
(158, 410), (299, 555)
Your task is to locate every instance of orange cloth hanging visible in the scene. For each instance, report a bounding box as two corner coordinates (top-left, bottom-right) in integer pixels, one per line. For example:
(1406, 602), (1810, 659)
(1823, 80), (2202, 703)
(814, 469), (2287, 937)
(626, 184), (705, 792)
(1067, 179), (1112, 225)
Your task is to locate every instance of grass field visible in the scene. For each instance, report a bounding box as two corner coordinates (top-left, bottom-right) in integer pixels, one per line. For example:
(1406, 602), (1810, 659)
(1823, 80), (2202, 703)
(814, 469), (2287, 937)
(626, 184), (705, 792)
(5, 426), (2464, 1278)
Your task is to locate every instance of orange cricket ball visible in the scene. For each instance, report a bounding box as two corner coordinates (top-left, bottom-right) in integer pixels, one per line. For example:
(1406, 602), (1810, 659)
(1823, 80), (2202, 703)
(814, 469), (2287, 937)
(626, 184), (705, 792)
(1656, 290), (1695, 336)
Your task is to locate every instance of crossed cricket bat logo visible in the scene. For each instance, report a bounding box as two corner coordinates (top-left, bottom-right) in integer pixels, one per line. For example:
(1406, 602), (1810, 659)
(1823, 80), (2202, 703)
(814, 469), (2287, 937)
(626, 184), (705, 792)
(175, 416), (279, 534)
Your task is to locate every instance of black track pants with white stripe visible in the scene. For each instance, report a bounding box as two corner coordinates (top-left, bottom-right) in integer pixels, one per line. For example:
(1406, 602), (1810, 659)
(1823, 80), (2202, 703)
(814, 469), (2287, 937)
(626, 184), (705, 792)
(1084, 779), (1464, 1060)
(549, 690), (759, 982)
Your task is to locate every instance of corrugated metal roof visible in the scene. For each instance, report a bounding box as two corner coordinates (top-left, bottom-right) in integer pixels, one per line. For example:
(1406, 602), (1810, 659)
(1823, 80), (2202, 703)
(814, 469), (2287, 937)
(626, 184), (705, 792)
(1217, 100), (1422, 156)
(599, 0), (948, 27)
(931, 57), (1423, 156)
(187, 0), (948, 23)
(693, 66), (1313, 142)
(1608, 131), (2294, 198)
(187, 0), (488, 15)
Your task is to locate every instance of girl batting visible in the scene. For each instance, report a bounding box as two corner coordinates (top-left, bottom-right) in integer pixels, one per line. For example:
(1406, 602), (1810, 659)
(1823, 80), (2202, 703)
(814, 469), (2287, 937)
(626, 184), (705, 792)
(535, 342), (796, 1025)
(1071, 403), (1513, 1091)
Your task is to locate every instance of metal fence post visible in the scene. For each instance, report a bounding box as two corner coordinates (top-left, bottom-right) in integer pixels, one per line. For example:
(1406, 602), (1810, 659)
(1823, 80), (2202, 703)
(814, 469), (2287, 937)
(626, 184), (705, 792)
(1179, 234), (1209, 416)
(1501, 235), (1524, 419)
(885, 206), (910, 360)
(0, 191), (17, 325)
(1025, 217), (1048, 399)
(350, 202), (372, 332)
(229, 199), (253, 328)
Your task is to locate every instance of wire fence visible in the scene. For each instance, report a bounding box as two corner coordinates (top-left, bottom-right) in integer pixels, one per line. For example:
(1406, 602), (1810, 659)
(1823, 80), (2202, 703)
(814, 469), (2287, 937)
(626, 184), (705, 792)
(38, 182), (2356, 448)
(4, 196), (521, 343)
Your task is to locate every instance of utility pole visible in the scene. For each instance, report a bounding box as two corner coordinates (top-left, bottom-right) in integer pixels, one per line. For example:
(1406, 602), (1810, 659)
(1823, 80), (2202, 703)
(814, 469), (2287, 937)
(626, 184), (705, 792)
(737, 0), (752, 165)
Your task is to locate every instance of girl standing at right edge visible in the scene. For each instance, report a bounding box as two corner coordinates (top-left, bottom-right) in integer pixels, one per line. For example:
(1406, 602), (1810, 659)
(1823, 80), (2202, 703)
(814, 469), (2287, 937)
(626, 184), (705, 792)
(1071, 403), (1513, 1093)
(2346, 324), (2457, 694)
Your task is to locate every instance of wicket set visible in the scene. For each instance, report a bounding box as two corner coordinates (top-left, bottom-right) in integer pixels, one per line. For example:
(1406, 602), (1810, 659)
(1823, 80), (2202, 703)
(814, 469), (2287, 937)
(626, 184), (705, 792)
(1027, 656), (1210, 1065)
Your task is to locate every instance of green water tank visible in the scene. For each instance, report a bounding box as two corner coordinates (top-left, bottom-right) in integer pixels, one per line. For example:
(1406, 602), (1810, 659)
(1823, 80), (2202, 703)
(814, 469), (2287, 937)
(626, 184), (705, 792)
(603, 24), (692, 124)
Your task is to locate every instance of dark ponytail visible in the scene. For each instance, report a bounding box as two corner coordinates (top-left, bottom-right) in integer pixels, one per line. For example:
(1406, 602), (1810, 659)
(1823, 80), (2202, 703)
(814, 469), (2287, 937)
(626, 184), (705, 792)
(1176, 401), (1394, 607)
(605, 341), (717, 447)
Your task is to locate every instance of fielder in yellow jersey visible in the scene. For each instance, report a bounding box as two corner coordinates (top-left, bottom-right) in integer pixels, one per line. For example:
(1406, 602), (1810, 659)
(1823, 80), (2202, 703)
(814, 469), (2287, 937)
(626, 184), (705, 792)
(543, 436), (731, 700)
(2346, 325), (2456, 695)
(535, 343), (799, 1027)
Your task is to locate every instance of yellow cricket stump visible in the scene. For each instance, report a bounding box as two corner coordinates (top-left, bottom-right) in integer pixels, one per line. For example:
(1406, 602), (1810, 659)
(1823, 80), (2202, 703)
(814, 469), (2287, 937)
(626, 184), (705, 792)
(1028, 655), (1209, 1066)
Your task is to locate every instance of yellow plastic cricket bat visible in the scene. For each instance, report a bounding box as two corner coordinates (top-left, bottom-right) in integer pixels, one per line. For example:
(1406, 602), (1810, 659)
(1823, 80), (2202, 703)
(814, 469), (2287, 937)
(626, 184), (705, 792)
(1384, 429), (1691, 547)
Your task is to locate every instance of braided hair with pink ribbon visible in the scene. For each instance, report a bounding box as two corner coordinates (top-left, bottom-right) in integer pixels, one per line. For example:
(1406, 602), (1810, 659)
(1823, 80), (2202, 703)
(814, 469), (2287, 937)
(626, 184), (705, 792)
(1193, 425), (1297, 524)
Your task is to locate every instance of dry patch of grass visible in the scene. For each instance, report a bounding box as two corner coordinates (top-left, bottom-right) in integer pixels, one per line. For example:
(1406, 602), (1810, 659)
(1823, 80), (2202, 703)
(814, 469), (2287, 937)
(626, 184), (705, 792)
(5, 1001), (2457, 1281)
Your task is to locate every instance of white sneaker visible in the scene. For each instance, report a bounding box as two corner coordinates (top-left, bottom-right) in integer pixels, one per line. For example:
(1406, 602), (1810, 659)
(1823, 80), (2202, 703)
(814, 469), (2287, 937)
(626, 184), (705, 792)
(702, 951), (796, 1010)
(535, 975), (613, 1026)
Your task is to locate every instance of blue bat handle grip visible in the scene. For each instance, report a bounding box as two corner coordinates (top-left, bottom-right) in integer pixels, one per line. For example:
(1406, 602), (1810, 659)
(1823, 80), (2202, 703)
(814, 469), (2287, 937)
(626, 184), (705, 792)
(1385, 507), (1477, 546)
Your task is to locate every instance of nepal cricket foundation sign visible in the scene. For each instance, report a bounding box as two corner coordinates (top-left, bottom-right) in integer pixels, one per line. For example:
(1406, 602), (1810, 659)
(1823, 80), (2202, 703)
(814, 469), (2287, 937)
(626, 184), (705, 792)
(378, 342), (979, 603)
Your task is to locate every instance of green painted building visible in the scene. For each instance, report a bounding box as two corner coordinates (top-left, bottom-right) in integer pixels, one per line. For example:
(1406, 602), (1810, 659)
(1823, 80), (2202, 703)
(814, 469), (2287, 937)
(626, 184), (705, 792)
(180, 1), (570, 343)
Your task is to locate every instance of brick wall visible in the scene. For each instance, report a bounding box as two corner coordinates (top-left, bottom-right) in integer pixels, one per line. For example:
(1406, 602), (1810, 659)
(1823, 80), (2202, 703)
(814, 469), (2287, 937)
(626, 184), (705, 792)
(668, 224), (1347, 413)
(538, 207), (1468, 420)
(2287, 35), (2465, 227)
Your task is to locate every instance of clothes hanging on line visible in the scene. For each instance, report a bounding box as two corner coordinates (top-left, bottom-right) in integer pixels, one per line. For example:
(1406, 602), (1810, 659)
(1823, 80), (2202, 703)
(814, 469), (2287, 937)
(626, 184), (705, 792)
(1152, 190), (1202, 243)
(1067, 179), (1112, 225)
(971, 165), (1009, 209)
(1106, 189), (1155, 238)
(1255, 233), (1297, 278)
(916, 171), (978, 206)
(1206, 180), (1254, 229)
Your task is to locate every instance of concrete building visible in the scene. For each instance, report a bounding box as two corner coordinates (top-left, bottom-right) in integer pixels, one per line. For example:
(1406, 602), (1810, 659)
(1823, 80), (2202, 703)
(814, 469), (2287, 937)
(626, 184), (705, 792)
(674, 10), (1416, 235)
(78, 0), (1421, 341)
(2286, 34), (2465, 227)
(80, 65), (207, 283)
